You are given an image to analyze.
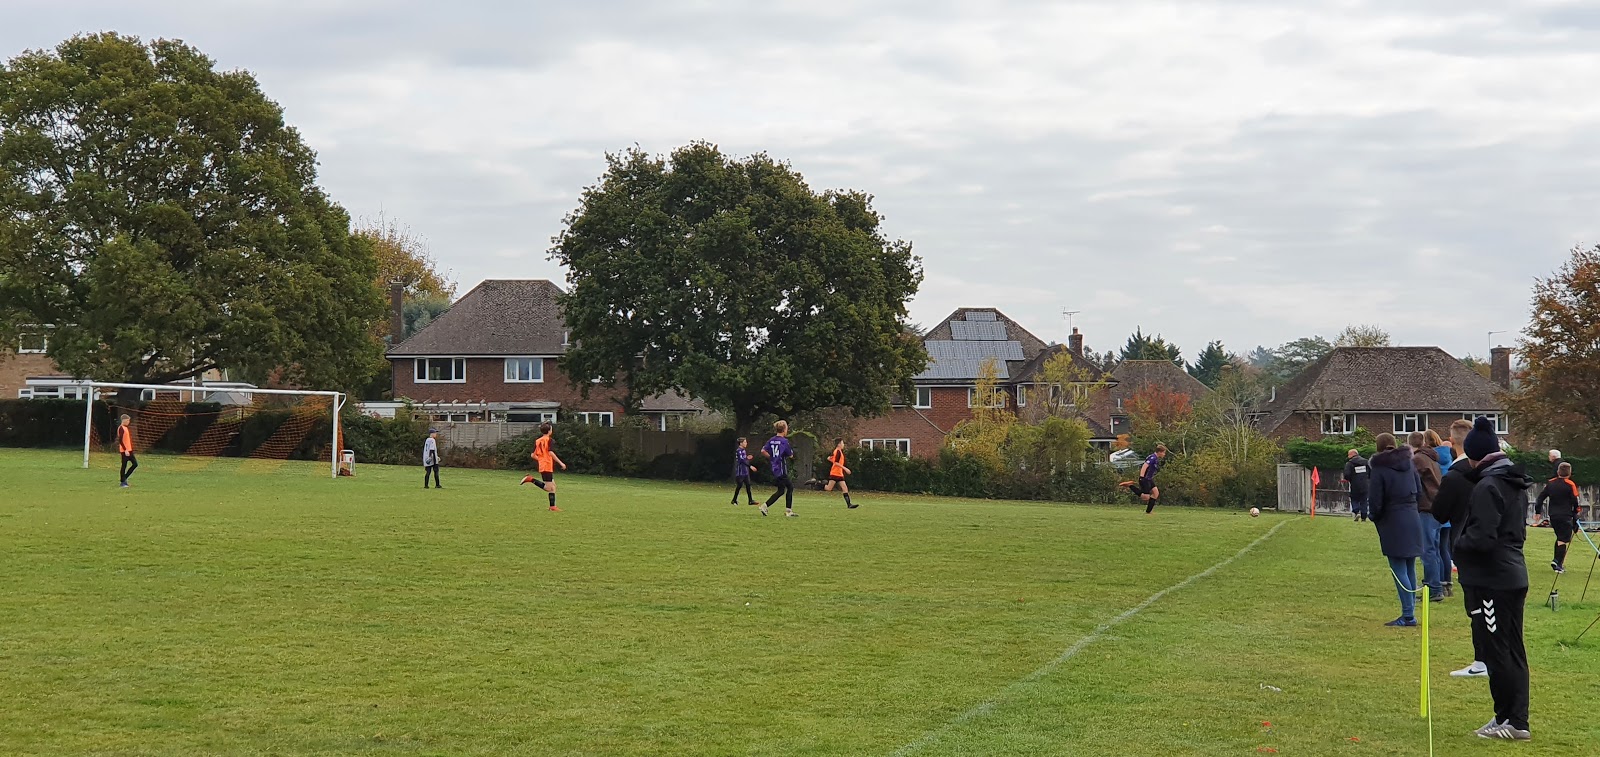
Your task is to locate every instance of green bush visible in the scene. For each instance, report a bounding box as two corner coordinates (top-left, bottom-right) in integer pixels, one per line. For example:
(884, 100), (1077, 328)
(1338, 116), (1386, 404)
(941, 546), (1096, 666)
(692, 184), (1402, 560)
(1285, 438), (1374, 474)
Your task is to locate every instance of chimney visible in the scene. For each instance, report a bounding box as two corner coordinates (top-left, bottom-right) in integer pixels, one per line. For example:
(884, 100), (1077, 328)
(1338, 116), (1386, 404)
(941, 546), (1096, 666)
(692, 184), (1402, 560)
(389, 280), (405, 343)
(1490, 346), (1511, 389)
(1068, 327), (1084, 358)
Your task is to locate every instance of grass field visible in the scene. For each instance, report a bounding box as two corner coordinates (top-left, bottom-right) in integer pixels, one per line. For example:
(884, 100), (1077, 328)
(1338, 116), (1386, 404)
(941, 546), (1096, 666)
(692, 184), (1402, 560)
(3, 449), (1599, 755)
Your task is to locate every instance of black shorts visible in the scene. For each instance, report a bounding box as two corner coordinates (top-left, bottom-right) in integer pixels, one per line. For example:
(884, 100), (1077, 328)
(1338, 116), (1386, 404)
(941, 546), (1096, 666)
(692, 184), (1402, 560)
(540, 471), (554, 483)
(1138, 480), (1155, 496)
(1554, 518), (1576, 542)
(828, 474), (846, 482)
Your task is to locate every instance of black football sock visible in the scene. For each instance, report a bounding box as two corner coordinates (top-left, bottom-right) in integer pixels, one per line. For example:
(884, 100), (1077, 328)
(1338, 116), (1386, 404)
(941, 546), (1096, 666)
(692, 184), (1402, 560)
(548, 492), (557, 508)
(1556, 543), (1568, 567)
(843, 491), (852, 506)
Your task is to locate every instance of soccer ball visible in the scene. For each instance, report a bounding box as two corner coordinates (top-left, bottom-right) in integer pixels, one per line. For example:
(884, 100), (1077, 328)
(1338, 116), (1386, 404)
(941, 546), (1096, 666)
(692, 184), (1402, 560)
(1249, 507), (1260, 517)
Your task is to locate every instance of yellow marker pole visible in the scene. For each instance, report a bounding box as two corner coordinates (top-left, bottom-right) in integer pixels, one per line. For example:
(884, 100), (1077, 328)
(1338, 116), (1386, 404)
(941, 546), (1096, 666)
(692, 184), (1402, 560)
(1420, 585), (1430, 718)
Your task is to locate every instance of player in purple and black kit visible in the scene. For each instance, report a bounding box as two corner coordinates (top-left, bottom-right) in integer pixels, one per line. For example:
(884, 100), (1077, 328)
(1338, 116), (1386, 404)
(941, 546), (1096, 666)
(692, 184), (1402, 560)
(1140, 443), (1167, 515)
(731, 437), (759, 506)
(760, 420), (798, 518)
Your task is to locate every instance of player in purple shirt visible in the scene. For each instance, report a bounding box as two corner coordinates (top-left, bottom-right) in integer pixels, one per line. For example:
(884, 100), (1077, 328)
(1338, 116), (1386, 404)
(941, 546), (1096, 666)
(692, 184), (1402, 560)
(1140, 443), (1167, 515)
(760, 420), (798, 517)
(731, 437), (758, 506)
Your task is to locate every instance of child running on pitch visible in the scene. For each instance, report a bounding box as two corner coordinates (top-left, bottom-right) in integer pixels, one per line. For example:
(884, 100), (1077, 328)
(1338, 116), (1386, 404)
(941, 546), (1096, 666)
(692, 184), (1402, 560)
(731, 437), (758, 506)
(824, 438), (858, 509)
(760, 420), (797, 517)
(1537, 462), (1581, 573)
(520, 422), (567, 511)
(423, 428), (443, 489)
(1139, 443), (1167, 515)
(117, 414), (138, 488)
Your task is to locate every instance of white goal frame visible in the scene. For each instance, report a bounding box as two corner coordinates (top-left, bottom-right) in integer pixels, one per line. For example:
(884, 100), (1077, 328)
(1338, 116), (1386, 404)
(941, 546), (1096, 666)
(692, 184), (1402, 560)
(81, 382), (346, 479)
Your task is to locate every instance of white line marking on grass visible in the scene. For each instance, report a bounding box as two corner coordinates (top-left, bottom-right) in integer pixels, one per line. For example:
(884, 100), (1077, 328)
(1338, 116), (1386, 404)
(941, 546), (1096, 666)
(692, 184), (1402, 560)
(891, 518), (1291, 756)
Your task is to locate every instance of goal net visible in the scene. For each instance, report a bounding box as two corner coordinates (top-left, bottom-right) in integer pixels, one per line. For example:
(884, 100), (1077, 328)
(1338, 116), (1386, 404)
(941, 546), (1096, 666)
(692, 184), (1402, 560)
(82, 383), (346, 478)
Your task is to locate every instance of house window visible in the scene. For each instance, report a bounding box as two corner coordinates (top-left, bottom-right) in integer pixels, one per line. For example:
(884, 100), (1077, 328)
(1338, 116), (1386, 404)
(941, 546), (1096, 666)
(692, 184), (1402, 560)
(506, 411), (557, 424)
(430, 413), (469, 423)
(1016, 385), (1028, 407)
(575, 412), (613, 427)
(18, 332), (47, 354)
(1393, 413), (1427, 434)
(1321, 413), (1357, 435)
(914, 387), (933, 409)
(503, 358), (543, 383)
(1463, 413), (1510, 435)
(414, 358), (466, 383)
(968, 387), (1006, 409)
(860, 438), (911, 455)
(563, 331), (571, 347)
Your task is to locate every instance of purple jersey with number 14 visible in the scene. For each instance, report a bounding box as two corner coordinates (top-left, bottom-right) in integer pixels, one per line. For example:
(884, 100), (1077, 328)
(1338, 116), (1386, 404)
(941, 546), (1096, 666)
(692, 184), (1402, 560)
(765, 436), (793, 477)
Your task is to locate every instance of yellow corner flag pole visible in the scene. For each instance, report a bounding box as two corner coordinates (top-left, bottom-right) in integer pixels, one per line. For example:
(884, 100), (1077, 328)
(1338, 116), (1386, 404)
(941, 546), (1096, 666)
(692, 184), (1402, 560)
(1420, 585), (1430, 718)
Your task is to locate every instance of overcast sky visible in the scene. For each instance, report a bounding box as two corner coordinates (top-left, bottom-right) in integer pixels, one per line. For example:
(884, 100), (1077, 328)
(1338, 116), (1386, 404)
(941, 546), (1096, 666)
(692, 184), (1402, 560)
(9, 0), (1599, 361)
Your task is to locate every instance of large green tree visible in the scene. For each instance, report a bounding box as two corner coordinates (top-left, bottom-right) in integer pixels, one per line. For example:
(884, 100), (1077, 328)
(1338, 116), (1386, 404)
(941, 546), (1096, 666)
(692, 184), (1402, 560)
(550, 142), (927, 434)
(0, 34), (384, 399)
(1187, 340), (1230, 388)
(1118, 328), (1182, 366)
(1508, 244), (1600, 455)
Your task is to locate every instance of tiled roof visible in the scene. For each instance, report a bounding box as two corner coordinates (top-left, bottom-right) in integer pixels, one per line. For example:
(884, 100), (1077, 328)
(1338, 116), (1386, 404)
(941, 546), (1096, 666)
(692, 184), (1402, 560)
(1257, 347), (1506, 433)
(388, 280), (567, 357)
(639, 390), (709, 413)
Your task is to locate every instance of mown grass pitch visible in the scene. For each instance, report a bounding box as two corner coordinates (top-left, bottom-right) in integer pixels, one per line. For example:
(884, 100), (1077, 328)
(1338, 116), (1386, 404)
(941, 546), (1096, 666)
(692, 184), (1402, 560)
(2, 448), (1598, 755)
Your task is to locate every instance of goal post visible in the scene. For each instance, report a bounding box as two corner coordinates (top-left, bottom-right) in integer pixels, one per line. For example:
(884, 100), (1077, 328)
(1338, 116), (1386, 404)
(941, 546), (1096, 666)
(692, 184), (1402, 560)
(81, 382), (346, 479)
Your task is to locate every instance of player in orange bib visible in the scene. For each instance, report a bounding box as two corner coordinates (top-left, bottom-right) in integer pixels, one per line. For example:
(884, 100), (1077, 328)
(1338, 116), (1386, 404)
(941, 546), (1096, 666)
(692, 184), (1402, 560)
(520, 422), (566, 511)
(117, 414), (138, 488)
(824, 438), (857, 509)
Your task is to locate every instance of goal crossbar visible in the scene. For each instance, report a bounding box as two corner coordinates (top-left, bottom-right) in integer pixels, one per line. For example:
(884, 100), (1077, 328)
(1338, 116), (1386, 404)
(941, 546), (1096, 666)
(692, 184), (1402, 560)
(80, 381), (346, 479)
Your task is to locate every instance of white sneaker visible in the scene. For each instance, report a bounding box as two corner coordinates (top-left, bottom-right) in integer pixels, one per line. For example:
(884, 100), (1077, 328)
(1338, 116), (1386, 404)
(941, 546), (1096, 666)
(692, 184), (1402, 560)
(1474, 717), (1499, 736)
(1451, 662), (1488, 678)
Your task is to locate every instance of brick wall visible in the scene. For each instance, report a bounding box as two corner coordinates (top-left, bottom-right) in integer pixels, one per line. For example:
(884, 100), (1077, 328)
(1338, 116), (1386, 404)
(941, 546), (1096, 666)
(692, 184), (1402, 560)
(851, 386), (976, 458)
(391, 357), (629, 414)
(0, 352), (63, 399)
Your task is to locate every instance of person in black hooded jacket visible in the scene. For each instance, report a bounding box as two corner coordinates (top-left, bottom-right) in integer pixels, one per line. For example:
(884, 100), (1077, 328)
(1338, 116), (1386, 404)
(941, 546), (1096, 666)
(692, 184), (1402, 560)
(1432, 418), (1486, 678)
(1456, 416), (1534, 741)
(1368, 433), (1424, 627)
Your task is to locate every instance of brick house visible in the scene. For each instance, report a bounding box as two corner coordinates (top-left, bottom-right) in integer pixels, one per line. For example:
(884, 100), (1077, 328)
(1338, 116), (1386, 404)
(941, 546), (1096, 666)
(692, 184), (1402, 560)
(386, 279), (709, 428)
(2, 328), (91, 400)
(848, 308), (1112, 458)
(1253, 346), (1510, 441)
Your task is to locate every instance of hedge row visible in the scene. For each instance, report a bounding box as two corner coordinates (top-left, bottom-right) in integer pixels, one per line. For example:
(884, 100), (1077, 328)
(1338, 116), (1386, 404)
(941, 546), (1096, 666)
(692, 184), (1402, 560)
(1285, 437), (1598, 486)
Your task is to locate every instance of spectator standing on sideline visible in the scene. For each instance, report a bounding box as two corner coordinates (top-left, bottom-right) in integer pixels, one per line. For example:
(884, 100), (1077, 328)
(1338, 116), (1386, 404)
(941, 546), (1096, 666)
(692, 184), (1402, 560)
(1343, 449), (1371, 522)
(1369, 433), (1425, 627)
(1456, 417), (1534, 740)
(1410, 431), (1445, 602)
(1434, 419), (1486, 678)
(1534, 449), (1564, 525)
(1429, 430), (1457, 598)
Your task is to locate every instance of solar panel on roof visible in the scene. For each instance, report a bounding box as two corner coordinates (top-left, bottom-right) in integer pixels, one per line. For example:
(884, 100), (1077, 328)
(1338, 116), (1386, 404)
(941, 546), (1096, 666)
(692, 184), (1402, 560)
(917, 360), (1012, 380)
(963, 311), (997, 321)
(926, 340), (1024, 362)
(950, 321), (1009, 341)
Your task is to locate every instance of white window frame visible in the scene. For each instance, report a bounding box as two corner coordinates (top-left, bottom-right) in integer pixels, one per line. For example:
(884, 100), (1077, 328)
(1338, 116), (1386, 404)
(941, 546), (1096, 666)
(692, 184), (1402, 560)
(1393, 413), (1427, 434)
(430, 413), (469, 423)
(503, 357), (544, 383)
(506, 411), (557, 424)
(914, 387), (933, 409)
(968, 387), (1006, 409)
(1016, 385), (1028, 408)
(563, 330), (571, 347)
(18, 332), (47, 354)
(860, 438), (911, 455)
(1321, 413), (1357, 435)
(414, 357), (467, 383)
(1463, 413), (1510, 435)
(575, 411), (614, 427)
